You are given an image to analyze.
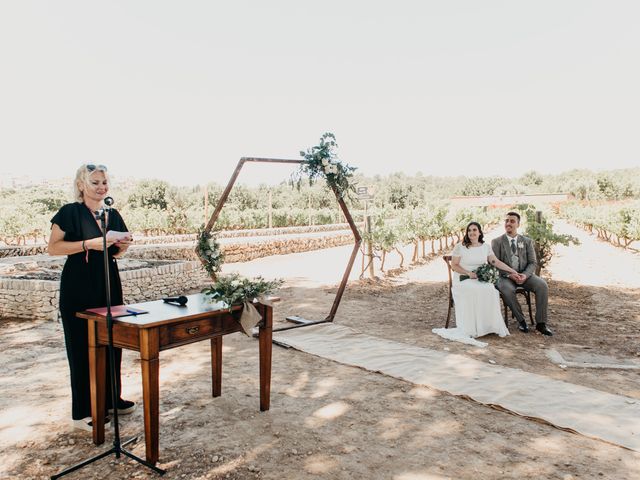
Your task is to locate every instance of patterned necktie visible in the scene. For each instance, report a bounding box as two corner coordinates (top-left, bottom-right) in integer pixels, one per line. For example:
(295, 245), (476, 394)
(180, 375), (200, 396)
(511, 238), (517, 254)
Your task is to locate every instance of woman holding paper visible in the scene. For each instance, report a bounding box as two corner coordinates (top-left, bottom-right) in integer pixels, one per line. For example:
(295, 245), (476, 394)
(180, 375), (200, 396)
(48, 163), (136, 431)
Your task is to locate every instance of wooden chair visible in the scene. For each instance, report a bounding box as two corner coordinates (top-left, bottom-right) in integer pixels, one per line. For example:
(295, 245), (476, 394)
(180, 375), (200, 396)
(443, 255), (455, 328)
(442, 255), (534, 328)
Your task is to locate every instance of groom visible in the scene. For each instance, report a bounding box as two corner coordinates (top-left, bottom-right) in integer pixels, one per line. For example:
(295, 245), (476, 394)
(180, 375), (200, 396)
(491, 211), (553, 336)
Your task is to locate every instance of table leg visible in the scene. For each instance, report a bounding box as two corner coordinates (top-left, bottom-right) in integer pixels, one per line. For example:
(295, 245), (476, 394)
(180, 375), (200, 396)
(88, 319), (106, 445)
(258, 306), (272, 411)
(211, 337), (222, 397)
(140, 329), (160, 465)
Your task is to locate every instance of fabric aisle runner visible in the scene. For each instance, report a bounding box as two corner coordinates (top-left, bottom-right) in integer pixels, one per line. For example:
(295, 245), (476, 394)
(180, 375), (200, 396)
(274, 323), (640, 452)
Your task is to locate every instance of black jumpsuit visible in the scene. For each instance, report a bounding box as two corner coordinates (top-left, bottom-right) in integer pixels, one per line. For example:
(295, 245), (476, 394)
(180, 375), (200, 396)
(51, 202), (128, 420)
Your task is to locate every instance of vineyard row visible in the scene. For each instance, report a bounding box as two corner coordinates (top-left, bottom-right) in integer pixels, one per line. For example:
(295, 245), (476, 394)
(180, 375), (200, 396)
(558, 201), (640, 249)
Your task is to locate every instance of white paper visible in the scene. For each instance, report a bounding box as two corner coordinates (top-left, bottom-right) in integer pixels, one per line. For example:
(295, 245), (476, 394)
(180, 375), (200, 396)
(106, 230), (132, 242)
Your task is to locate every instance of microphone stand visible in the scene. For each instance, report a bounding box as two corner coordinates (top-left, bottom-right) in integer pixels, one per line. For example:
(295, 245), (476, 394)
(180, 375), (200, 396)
(52, 207), (165, 479)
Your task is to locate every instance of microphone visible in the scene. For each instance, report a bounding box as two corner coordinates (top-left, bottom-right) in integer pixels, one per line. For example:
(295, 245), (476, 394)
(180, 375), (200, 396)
(162, 296), (188, 306)
(94, 197), (114, 219)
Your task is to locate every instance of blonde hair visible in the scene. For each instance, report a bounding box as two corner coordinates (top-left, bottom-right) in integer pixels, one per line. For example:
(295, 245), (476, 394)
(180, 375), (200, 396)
(74, 164), (109, 202)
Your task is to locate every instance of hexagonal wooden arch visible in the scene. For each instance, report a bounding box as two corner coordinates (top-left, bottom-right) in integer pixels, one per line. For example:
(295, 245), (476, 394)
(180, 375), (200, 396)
(197, 157), (362, 330)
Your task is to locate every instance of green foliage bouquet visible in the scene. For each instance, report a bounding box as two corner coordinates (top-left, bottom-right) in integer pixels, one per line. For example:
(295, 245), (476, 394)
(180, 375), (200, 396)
(292, 132), (357, 199)
(460, 264), (500, 284)
(202, 273), (283, 309)
(196, 225), (224, 277)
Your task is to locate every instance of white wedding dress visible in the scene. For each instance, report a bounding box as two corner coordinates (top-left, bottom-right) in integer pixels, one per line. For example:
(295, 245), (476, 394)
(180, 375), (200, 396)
(433, 242), (509, 347)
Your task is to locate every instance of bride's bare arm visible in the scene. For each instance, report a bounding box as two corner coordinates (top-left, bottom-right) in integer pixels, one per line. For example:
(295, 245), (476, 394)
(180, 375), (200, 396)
(451, 256), (477, 279)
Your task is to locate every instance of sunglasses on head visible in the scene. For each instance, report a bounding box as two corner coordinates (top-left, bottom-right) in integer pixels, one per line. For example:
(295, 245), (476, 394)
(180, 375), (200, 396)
(86, 164), (108, 172)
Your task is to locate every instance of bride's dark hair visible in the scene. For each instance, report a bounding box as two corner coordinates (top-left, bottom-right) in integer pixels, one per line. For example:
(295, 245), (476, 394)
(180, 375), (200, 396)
(462, 221), (484, 247)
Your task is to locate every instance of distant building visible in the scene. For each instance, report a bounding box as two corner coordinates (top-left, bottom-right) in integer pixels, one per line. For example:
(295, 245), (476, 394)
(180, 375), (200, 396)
(449, 193), (572, 208)
(0, 175), (71, 189)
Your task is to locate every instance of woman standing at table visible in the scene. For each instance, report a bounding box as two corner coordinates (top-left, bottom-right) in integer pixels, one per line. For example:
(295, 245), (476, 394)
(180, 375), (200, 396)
(48, 163), (136, 431)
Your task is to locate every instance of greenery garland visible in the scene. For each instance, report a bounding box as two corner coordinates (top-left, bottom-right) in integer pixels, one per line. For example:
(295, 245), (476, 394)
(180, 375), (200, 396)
(202, 273), (283, 309)
(291, 132), (357, 199)
(196, 225), (224, 277)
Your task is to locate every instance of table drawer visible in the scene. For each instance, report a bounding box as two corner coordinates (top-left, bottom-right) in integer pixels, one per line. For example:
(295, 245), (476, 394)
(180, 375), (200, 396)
(165, 318), (217, 343)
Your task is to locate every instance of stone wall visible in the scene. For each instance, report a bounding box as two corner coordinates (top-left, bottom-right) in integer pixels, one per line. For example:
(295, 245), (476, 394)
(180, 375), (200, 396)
(222, 234), (356, 263)
(0, 222), (363, 257)
(0, 229), (359, 321)
(0, 261), (211, 321)
(127, 233), (357, 262)
(120, 260), (210, 303)
(133, 222), (363, 244)
(0, 245), (48, 258)
(0, 278), (59, 321)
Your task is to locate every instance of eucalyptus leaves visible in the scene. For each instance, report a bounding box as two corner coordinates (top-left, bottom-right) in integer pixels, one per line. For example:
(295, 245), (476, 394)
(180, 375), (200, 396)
(202, 273), (283, 309)
(291, 132), (357, 198)
(196, 225), (224, 277)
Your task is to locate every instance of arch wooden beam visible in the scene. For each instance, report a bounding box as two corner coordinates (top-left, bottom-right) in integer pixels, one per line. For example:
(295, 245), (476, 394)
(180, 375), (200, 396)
(198, 157), (362, 326)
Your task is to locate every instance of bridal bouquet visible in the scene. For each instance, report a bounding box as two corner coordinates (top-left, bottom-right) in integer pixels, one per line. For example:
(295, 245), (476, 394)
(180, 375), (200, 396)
(460, 264), (500, 284)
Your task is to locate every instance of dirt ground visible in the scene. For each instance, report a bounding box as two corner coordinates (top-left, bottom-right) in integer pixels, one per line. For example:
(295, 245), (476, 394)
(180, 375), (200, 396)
(1, 220), (639, 479)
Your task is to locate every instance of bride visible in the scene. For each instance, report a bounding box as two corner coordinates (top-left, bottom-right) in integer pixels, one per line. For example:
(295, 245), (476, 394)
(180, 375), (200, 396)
(433, 221), (523, 346)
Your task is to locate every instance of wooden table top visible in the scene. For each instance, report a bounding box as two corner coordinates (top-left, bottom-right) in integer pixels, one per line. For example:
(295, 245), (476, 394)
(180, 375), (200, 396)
(77, 293), (242, 329)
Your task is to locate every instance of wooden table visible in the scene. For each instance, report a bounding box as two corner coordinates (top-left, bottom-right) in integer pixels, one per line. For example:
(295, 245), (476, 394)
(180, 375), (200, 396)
(77, 293), (273, 465)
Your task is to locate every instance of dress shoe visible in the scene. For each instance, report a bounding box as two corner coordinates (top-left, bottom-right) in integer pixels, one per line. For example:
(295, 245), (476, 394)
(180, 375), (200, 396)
(517, 320), (529, 333)
(73, 416), (111, 432)
(535, 323), (553, 336)
(108, 398), (136, 415)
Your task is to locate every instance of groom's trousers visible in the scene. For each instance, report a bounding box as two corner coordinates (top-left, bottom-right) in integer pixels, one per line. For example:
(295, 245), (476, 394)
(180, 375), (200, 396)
(496, 274), (549, 325)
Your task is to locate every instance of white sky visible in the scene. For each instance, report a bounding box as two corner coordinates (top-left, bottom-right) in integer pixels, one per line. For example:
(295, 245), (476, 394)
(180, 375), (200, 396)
(0, 1), (638, 186)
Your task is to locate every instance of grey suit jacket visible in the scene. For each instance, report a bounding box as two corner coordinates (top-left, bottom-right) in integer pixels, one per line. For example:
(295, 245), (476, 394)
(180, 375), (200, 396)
(491, 234), (538, 278)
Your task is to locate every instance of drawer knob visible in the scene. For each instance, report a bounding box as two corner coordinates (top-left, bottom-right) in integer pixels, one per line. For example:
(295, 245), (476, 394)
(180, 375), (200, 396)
(186, 326), (200, 335)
